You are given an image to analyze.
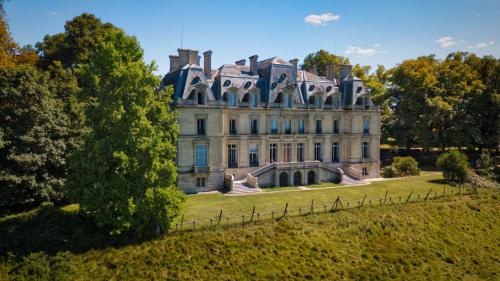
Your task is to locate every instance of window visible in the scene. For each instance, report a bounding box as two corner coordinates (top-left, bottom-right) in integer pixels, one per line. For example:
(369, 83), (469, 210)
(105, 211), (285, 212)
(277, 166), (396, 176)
(332, 142), (339, 163)
(333, 96), (340, 109)
(197, 92), (205, 105)
(271, 119), (279, 134)
(284, 119), (292, 134)
(363, 97), (370, 109)
(195, 144), (208, 166)
(228, 92), (237, 107)
(363, 117), (370, 134)
(283, 143), (292, 162)
(196, 177), (206, 188)
(315, 120), (322, 134)
(297, 143), (304, 162)
(229, 119), (237, 135)
(249, 144), (259, 167)
(197, 119), (206, 135)
(250, 94), (258, 107)
(362, 167), (369, 176)
(284, 94), (292, 108)
(298, 119), (305, 134)
(269, 143), (278, 163)
(228, 144), (237, 168)
(314, 95), (321, 108)
(362, 142), (370, 159)
(251, 119), (258, 134)
(314, 142), (322, 161)
(333, 119), (339, 134)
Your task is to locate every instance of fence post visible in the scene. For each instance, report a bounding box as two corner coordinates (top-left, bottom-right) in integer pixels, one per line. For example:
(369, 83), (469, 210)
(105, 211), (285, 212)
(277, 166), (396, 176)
(424, 189), (432, 201)
(210, 218), (213, 227)
(406, 190), (414, 203)
(218, 209), (223, 225)
(384, 190), (389, 204)
(283, 203), (289, 217)
(331, 196), (340, 212)
(242, 215), (245, 226)
(310, 200), (315, 214)
(359, 193), (367, 209)
(251, 206), (256, 222)
(257, 213), (260, 221)
(192, 221), (196, 231)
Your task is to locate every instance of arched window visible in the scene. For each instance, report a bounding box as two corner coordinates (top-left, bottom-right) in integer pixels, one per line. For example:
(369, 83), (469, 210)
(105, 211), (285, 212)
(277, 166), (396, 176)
(197, 92), (205, 105)
(314, 95), (321, 109)
(250, 93), (259, 107)
(228, 92), (238, 107)
(333, 96), (341, 109)
(284, 94), (292, 108)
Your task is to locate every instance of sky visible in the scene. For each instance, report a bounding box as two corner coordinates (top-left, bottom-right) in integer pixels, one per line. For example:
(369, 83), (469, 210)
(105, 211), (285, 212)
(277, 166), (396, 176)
(4, 0), (500, 75)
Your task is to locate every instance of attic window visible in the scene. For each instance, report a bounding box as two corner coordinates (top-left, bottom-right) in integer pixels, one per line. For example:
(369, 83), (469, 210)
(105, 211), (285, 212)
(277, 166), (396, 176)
(308, 85), (315, 91)
(326, 86), (332, 92)
(244, 81), (252, 89)
(224, 80), (231, 87)
(280, 73), (287, 80)
(271, 82), (277, 89)
(191, 76), (200, 85)
(356, 86), (363, 93)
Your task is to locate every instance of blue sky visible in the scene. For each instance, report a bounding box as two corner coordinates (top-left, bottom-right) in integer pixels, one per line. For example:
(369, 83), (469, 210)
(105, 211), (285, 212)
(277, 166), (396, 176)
(4, 0), (500, 75)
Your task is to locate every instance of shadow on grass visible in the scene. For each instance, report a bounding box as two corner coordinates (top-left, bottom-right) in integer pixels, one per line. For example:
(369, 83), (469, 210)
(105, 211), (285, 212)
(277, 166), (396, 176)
(428, 178), (450, 185)
(0, 206), (151, 257)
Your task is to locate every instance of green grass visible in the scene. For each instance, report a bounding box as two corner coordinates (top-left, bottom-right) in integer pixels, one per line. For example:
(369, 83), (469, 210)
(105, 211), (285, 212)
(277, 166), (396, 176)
(307, 181), (342, 188)
(260, 186), (300, 192)
(1, 188), (498, 280)
(177, 173), (450, 224)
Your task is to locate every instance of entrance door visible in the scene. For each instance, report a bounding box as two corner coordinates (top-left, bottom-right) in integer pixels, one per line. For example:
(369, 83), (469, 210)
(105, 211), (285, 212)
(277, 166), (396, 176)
(279, 172), (289, 187)
(308, 171), (316, 185)
(294, 171), (302, 186)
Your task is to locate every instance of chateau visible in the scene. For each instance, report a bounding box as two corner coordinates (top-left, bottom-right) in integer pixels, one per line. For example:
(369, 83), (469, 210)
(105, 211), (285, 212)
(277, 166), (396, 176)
(161, 48), (381, 194)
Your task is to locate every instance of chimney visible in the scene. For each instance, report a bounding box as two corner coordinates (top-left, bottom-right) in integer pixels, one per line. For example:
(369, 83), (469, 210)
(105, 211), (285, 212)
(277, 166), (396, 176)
(203, 50), (212, 80)
(249, 55), (258, 74)
(326, 63), (335, 82)
(289, 59), (298, 70)
(235, 59), (246, 66)
(169, 55), (179, 72)
(339, 64), (353, 81)
(178, 48), (189, 67)
(188, 49), (199, 65)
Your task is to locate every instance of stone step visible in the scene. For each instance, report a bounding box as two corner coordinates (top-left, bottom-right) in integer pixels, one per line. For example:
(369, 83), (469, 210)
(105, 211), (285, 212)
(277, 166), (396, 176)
(228, 180), (262, 194)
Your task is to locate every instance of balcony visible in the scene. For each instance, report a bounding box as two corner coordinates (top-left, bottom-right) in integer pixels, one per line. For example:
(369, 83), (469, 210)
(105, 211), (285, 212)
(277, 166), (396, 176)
(193, 165), (211, 173)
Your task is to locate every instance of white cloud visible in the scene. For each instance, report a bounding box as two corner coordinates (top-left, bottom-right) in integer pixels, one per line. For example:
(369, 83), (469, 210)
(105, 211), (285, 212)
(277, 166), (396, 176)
(467, 41), (494, 49)
(345, 46), (377, 57)
(304, 13), (340, 26)
(436, 36), (456, 48)
(379, 50), (389, 54)
(373, 44), (381, 48)
(48, 11), (58, 16)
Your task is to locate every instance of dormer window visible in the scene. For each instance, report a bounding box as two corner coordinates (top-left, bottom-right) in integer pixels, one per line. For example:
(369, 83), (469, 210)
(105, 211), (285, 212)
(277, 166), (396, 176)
(309, 85), (315, 91)
(356, 86), (363, 93)
(250, 93), (259, 107)
(283, 93), (292, 108)
(228, 92), (238, 107)
(333, 96), (341, 109)
(191, 76), (200, 85)
(197, 92), (205, 105)
(326, 86), (332, 92)
(223, 80), (231, 87)
(244, 81), (252, 89)
(314, 95), (321, 109)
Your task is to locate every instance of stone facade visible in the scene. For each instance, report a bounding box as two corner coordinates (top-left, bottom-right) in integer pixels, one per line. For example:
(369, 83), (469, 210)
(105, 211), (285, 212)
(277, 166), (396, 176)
(161, 49), (381, 194)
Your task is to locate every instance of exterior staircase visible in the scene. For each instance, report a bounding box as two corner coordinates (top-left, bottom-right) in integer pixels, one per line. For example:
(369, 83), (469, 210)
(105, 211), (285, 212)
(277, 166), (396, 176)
(227, 180), (262, 195)
(342, 174), (366, 185)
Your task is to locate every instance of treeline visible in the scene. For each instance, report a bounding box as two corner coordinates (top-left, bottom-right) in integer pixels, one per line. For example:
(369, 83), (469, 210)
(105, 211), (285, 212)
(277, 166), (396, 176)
(304, 50), (500, 152)
(0, 10), (183, 236)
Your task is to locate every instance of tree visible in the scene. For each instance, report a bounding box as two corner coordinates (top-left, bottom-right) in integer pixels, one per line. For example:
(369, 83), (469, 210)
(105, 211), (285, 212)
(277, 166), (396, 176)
(68, 28), (184, 236)
(436, 150), (469, 183)
(36, 13), (119, 69)
(302, 49), (349, 77)
(387, 56), (439, 150)
(0, 11), (38, 67)
(0, 65), (72, 210)
(392, 156), (420, 176)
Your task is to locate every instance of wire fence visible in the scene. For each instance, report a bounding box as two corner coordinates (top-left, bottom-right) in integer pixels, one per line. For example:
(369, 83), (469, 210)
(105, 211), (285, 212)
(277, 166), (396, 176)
(174, 185), (476, 232)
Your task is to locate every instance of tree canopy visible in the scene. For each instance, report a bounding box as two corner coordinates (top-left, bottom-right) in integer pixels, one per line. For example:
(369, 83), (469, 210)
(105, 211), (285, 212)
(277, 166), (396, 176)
(302, 49), (350, 77)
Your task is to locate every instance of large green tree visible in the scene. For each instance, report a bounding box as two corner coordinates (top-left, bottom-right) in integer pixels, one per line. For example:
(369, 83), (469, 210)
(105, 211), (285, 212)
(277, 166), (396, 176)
(302, 49), (350, 77)
(0, 66), (72, 210)
(68, 28), (184, 236)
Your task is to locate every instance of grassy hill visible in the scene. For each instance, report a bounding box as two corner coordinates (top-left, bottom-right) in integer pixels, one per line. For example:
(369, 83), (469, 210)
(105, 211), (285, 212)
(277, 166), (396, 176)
(1, 186), (499, 280)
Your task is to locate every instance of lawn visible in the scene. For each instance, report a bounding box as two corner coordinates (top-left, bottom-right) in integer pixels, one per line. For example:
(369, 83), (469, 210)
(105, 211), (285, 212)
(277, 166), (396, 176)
(1, 187), (498, 280)
(176, 173), (452, 225)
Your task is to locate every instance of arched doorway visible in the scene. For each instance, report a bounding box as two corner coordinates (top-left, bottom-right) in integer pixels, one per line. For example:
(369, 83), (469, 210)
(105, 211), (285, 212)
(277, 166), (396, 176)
(308, 171), (316, 185)
(293, 171), (302, 186)
(279, 172), (289, 187)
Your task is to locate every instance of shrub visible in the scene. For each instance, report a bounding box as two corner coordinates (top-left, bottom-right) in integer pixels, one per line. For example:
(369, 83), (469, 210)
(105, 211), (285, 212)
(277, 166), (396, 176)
(436, 150), (469, 183)
(393, 156), (420, 176)
(382, 166), (397, 178)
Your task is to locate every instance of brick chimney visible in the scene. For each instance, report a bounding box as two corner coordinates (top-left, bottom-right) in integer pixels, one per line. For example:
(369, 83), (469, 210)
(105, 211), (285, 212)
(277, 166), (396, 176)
(178, 48), (189, 67)
(249, 55), (258, 74)
(169, 55), (179, 72)
(188, 49), (199, 65)
(339, 64), (353, 81)
(326, 62), (335, 82)
(203, 50), (212, 80)
(289, 59), (298, 70)
(235, 59), (246, 66)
